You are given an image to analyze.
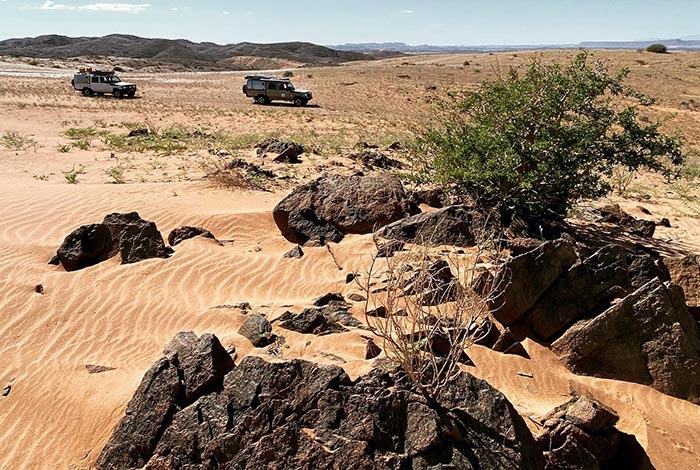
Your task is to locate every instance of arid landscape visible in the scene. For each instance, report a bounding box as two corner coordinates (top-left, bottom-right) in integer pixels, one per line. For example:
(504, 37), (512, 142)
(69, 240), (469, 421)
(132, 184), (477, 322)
(1, 49), (700, 469)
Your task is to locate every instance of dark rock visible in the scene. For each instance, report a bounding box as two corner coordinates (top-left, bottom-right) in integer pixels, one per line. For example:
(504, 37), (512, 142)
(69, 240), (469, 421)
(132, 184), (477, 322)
(552, 278), (700, 403)
(163, 332), (235, 401)
(492, 329), (530, 358)
(55, 223), (114, 272)
(167, 226), (215, 246)
(311, 305), (364, 328)
(508, 237), (545, 257)
(283, 245), (304, 258)
(366, 306), (388, 318)
(34, 284), (44, 294)
(410, 188), (449, 208)
(402, 259), (459, 306)
(522, 245), (631, 341)
(627, 253), (670, 290)
(471, 318), (500, 348)
(388, 141), (402, 150)
(100, 354), (544, 470)
(226, 157), (275, 178)
(657, 217), (672, 228)
(238, 314), (276, 347)
(469, 268), (494, 297)
(102, 212), (169, 264)
(48, 255), (60, 265)
(127, 128), (148, 137)
(277, 310), (348, 336)
(490, 239), (578, 326)
(347, 149), (404, 169)
(256, 138), (304, 162)
(273, 173), (416, 243)
(96, 357), (183, 470)
(2, 385), (10, 397)
(365, 339), (382, 359)
(535, 396), (652, 470)
(376, 240), (405, 258)
(313, 292), (345, 307)
(287, 208), (345, 246)
(345, 273), (357, 284)
(598, 203), (656, 238)
(85, 364), (116, 374)
(377, 204), (479, 247)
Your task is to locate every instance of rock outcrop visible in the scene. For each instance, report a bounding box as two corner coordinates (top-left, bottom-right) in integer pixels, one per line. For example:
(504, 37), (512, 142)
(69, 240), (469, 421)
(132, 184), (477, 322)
(536, 396), (652, 470)
(55, 223), (113, 272)
(237, 314), (276, 347)
(97, 340), (545, 470)
(376, 205), (479, 247)
(102, 212), (170, 264)
(552, 278), (700, 403)
(273, 173), (416, 244)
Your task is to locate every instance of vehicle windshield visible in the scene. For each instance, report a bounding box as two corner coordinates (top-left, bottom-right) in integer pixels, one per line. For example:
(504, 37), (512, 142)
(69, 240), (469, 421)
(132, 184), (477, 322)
(285, 82), (295, 91)
(107, 76), (121, 83)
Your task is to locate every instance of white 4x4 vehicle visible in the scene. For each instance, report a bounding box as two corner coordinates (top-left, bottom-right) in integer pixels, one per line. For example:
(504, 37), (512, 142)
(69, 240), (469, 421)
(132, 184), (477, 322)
(72, 69), (137, 99)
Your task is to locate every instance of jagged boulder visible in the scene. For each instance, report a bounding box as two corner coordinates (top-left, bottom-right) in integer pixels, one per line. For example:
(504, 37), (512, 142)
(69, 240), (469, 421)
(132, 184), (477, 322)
(276, 309), (349, 335)
(522, 245), (631, 341)
(54, 223), (113, 272)
(102, 212), (170, 264)
(665, 255), (700, 309)
(536, 396), (652, 470)
(167, 226), (216, 246)
(376, 204), (479, 247)
(552, 278), (700, 403)
(100, 353), (545, 470)
(287, 208), (345, 246)
(273, 173), (416, 243)
(598, 203), (656, 238)
(97, 332), (234, 470)
(237, 314), (276, 347)
(490, 239), (578, 325)
(256, 138), (304, 163)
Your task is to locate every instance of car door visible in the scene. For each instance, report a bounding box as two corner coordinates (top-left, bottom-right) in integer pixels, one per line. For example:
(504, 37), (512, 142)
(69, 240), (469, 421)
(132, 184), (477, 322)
(266, 82), (281, 101)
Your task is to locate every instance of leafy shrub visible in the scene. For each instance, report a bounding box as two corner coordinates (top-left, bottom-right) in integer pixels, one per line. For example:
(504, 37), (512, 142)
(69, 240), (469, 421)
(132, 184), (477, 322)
(417, 51), (684, 225)
(646, 43), (668, 53)
(63, 165), (85, 184)
(0, 131), (38, 151)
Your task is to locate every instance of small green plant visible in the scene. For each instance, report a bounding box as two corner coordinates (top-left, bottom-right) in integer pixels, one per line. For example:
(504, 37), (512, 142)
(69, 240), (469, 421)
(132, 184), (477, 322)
(104, 165), (125, 184)
(56, 144), (71, 153)
(71, 139), (91, 150)
(27, 58), (39, 66)
(0, 131), (38, 151)
(33, 174), (49, 181)
(63, 165), (85, 184)
(646, 43), (668, 54)
(64, 127), (100, 139)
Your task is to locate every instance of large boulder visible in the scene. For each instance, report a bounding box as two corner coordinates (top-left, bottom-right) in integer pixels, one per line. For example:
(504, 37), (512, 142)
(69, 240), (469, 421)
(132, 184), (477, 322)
(102, 212), (170, 264)
(552, 278), (700, 403)
(237, 314), (276, 347)
(287, 207), (345, 246)
(522, 245), (631, 341)
(97, 333), (233, 470)
(665, 255), (700, 309)
(100, 352), (545, 469)
(376, 204), (479, 247)
(54, 223), (114, 272)
(536, 396), (651, 470)
(598, 203), (656, 238)
(273, 173), (416, 244)
(490, 240), (578, 325)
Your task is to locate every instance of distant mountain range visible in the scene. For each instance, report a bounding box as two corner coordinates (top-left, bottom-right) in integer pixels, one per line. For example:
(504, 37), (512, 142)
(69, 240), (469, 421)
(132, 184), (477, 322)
(331, 38), (700, 54)
(0, 34), (400, 70)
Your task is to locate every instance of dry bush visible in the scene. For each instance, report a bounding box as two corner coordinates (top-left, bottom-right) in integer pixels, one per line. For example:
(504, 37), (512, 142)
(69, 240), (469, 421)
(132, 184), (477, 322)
(358, 238), (503, 400)
(200, 157), (262, 191)
(0, 131), (38, 151)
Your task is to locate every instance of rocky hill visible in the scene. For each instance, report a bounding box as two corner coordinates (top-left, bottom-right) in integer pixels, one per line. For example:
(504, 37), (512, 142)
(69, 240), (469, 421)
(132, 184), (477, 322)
(0, 34), (400, 70)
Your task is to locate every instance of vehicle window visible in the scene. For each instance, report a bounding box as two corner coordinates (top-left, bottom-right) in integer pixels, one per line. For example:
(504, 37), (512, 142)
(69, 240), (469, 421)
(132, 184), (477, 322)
(267, 82), (278, 90)
(99, 77), (107, 83)
(91, 76), (99, 83)
(247, 80), (265, 90)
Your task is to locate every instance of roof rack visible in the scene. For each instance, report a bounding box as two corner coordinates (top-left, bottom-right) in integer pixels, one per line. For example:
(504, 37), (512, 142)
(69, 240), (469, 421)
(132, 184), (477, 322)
(77, 68), (115, 75)
(245, 75), (291, 82)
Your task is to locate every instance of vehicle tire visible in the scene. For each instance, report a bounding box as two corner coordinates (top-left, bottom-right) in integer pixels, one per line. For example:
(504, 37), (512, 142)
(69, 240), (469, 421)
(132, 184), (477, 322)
(128, 92), (135, 99)
(256, 95), (267, 105)
(293, 97), (304, 107)
(113, 90), (122, 99)
(82, 88), (93, 97)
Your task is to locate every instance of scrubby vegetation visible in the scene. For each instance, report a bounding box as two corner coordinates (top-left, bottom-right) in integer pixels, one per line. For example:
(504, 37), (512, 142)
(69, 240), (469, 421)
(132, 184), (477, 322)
(0, 131), (38, 151)
(417, 51), (684, 229)
(646, 43), (668, 53)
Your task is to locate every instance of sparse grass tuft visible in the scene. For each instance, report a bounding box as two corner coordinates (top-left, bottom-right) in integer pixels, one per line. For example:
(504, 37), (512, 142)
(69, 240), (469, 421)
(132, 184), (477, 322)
(63, 165), (85, 184)
(0, 131), (38, 151)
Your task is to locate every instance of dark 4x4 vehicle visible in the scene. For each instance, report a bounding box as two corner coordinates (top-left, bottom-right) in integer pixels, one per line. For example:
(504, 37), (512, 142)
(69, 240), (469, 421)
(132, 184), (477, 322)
(72, 69), (137, 98)
(243, 75), (312, 106)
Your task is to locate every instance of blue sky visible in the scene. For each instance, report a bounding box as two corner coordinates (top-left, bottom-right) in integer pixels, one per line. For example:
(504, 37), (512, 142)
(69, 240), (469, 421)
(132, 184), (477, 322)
(0, 0), (698, 45)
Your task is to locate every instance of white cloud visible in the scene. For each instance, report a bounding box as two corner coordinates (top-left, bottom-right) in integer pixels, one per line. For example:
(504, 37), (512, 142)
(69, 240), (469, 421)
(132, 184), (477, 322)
(40, 1), (151, 13)
(401, 9), (414, 14)
(223, 10), (230, 15)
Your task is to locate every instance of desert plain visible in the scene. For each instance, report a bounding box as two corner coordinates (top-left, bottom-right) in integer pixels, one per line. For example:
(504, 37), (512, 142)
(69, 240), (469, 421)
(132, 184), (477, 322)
(1, 49), (700, 469)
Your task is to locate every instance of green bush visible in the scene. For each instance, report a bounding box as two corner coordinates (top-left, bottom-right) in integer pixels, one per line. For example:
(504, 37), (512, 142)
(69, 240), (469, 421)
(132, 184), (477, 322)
(646, 43), (668, 53)
(417, 51), (684, 224)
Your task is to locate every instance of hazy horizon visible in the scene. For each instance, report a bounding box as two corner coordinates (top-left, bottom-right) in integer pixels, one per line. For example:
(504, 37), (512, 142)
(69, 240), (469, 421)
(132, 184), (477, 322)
(0, 0), (698, 46)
